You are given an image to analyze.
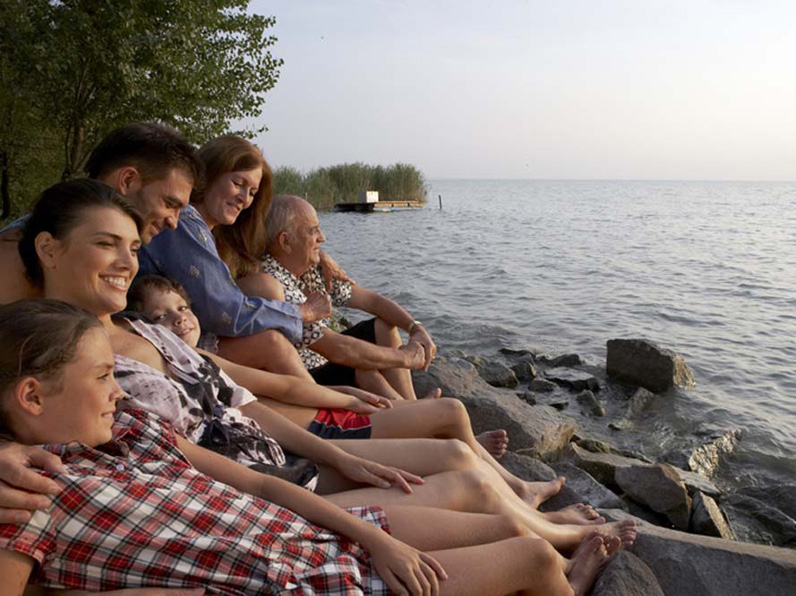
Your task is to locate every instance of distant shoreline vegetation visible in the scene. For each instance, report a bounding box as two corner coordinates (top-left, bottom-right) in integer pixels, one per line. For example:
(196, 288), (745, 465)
(273, 163), (428, 211)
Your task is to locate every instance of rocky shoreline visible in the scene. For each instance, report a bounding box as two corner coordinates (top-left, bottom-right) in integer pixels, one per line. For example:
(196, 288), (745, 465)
(411, 339), (796, 595)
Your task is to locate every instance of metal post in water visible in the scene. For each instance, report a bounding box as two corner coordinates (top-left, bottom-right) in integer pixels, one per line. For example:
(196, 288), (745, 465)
(438, 194), (443, 209)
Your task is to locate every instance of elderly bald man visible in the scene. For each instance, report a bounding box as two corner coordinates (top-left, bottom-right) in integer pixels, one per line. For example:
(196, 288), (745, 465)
(241, 194), (436, 401)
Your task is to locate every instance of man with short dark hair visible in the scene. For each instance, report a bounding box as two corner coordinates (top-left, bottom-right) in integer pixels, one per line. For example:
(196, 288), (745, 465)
(0, 122), (199, 304)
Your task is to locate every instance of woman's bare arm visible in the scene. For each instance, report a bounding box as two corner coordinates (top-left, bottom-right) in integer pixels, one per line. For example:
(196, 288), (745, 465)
(0, 548), (34, 596)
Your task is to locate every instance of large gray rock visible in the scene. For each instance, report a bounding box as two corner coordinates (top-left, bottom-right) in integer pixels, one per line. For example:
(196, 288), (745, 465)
(721, 493), (796, 547)
(565, 443), (720, 496)
(546, 462), (626, 511)
(740, 485), (796, 521)
(500, 452), (557, 482)
(603, 509), (796, 595)
(625, 387), (656, 417)
(690, 491), (736, 540)
(688, 429), (742, 478)
(470, 358), (518, 388)
(528, 378), (557, 393)
(615, 463), (692, 530)
(575, 390), (605, 417)
(606, 338), (696, 393)
(413, 359), (575, 458)
(545, 367), (600, 392)
(592, 551), (664, 596)
(539, 353), (583, 368)
(510, 360), (537, 382)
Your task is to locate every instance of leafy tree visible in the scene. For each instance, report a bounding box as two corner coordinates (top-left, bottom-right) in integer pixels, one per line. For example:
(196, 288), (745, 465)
(0, 0), (283, 217)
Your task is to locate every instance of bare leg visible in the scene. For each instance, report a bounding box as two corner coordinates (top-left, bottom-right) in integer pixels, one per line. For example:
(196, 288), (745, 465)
(321, 458), (638, 552)
(218, 329), (315, 381)
(354, 368), (405, 400)
(372, 317), (418, 400)
(367, 398), (566, 507)
(382, 505), (531, 551)
(431, 537), (574, 596)
(382, 506), (574, 596)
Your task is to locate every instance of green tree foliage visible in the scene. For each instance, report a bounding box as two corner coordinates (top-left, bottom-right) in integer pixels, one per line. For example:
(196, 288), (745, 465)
(273, 163), (428, 211)
(0, 0), (282, 218)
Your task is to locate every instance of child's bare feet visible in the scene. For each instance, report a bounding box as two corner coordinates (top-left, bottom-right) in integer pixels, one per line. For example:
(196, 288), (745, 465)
(544, 503), (606, 526)
(567, 534), (613, 596)
(592, 519), (638, 548)
(476, 429), (509, 458)
(516, 476), (566, 508)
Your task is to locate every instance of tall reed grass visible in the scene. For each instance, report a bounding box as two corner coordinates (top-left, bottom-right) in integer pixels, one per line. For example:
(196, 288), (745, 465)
(273, 163), (427, 211)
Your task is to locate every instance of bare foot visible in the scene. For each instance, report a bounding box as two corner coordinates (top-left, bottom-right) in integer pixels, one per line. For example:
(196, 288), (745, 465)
(567, 534), (612, 596)
(422, 388), (442, 399)
(591, 519), (638, 548)
(515, 476), (566, 508)
(476, 429), (509, 458)
(543, 503), (606, 526)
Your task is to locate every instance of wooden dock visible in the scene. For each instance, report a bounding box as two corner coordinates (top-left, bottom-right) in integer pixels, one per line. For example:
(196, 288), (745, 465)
(334, 200), (425, 213)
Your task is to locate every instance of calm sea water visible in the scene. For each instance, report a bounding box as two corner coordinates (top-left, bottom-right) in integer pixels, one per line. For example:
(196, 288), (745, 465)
(320, 180), (796, 490)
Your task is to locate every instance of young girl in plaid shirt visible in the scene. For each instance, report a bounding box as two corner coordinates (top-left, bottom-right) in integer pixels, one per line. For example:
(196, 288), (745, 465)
(0, 299), (617, 595)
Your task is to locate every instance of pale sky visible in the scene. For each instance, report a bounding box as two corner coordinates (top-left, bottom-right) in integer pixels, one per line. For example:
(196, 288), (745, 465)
(250, 0), (796, 180)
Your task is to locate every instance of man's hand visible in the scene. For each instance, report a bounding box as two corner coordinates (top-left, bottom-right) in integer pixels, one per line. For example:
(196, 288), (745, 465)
(398, 341), (426, 370)
(319, 251), (355, 293)
(335, 454), (423, 494)
(409, 326), (437, 371)
(299, 291), (332, 323)
(0, 443), (64, 523)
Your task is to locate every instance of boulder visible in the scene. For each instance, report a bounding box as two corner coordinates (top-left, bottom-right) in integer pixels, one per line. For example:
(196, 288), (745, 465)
(471, 358), (518, 388)
(592, 551), (664, 596)
(739, 485), (796, 521)
(606, 338), (696, 393)
(545, 462), (626, 511)
(625, 387), (655, 417)
(499, 347), (536, 359)
(721, 493), (796, 547)
(528, 378), (557, 393)
(690, 491), (735, 540)
(413, 359), (575, 458)
(575, 437), (613, 454)
(565, 443), (719, 497)
(539, 353), (583, 368)
(615, 463), (692, 530)
(516, 389), (536, 405)
(510, 360), (537, 382)
(575, 390), (605, 417)
(603, 509), (796, 596)
(499, 452), (557, 482)
(688, 429), (742, 478)
(545, 367), (600, 392)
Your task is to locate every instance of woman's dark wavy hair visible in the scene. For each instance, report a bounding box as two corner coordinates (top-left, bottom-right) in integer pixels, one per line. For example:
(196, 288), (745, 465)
(18, 179), (143, 288)
(0, 299), (103, 437)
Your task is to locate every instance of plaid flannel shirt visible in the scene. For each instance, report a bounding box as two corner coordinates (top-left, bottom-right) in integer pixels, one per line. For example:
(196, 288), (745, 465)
(0, 409), (389, 595)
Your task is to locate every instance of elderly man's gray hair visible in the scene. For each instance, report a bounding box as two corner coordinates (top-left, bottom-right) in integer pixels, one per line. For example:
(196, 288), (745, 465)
(266, 195), (303, 247)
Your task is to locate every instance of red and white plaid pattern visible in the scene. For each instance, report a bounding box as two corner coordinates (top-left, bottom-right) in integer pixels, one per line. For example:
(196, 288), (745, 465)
(0, 409), (390, 595)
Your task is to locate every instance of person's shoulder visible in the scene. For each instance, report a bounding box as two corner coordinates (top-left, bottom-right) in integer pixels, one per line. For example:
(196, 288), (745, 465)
(258, 272), (287, 300)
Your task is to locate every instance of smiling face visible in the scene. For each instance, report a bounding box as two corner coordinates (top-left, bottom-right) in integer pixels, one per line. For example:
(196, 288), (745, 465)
(39, 206), (141, 316)
(35, 327), (124, 447)
(140, 288), (202, 347)
(198, 168), (263, 230)
(131, 168), (193, 242)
